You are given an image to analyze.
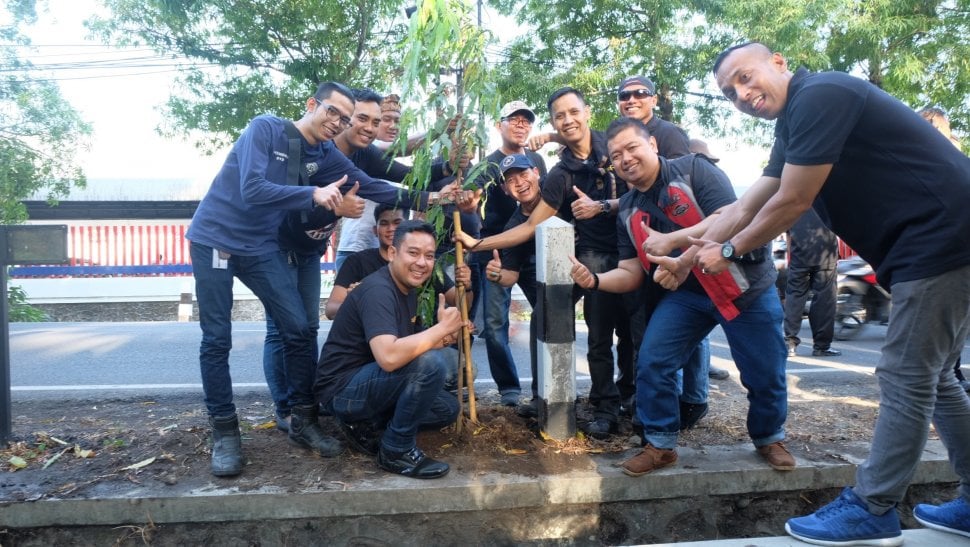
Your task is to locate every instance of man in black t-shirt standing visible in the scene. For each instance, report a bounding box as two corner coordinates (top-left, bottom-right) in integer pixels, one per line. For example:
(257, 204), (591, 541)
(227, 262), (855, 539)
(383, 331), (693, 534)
(456, 88), (632, 439)
(315, 221), (471, 479)
(469, 100), (547, 409)
(705, 42), (970, 545)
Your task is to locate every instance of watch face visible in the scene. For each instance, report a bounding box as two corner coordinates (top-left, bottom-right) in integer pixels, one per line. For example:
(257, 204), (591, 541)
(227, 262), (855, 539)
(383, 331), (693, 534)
(721, 243), (734, 259)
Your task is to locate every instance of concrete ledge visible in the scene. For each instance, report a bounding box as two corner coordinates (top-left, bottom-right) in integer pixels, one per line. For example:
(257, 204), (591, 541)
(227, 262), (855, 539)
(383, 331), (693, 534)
(1, 440), (958, 530)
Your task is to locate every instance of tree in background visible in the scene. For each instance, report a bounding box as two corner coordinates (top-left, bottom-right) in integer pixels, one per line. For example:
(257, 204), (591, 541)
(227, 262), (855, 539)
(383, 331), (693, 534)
(709, 0), (970, 134)
(487, 0), (968, 141)
(89, 0), (412, 151)
(0, 0), (90, 224)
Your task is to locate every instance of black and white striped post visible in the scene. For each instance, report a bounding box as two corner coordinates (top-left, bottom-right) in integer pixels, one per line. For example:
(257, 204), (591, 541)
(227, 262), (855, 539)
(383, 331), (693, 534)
(534, 216), (576, 439)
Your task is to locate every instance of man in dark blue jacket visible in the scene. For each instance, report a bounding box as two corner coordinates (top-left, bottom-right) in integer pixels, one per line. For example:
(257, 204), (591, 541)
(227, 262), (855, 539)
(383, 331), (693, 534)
(188, 82), (468, 477)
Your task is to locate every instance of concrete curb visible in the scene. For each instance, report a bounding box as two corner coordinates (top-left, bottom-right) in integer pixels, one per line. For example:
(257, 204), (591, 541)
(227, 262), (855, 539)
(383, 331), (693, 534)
(1, 440), (957, 529)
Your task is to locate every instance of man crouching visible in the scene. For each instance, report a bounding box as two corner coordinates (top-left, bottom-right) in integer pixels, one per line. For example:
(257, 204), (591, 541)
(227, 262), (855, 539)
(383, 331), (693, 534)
(314, 220), (470, 479)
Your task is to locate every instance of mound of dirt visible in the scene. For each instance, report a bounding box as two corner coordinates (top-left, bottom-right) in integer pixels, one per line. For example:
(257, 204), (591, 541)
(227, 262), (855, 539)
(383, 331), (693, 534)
(1, 377), (891, 502)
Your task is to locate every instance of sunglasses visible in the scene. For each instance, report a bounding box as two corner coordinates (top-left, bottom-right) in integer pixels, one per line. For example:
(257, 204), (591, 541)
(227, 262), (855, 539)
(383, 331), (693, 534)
(617, 88), (654, 102)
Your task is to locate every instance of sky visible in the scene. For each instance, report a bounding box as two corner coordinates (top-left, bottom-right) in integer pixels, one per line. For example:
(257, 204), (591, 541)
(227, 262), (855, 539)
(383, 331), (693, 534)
(21, 0), (227, 197)
(20, 0), (768, 199)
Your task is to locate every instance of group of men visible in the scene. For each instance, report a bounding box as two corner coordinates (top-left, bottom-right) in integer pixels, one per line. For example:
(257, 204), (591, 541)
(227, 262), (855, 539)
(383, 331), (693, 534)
(187, 40), (970, 544)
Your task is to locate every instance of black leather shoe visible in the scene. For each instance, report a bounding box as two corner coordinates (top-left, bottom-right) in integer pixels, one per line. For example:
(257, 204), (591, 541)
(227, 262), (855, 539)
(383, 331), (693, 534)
(812, 348), (842, 357)
(378, 446), (450, 479)
(679, 401), (709, 430)
(337, 419), (381, 456)
(585, 418), (617, 440)
(288, 405), (344, 458)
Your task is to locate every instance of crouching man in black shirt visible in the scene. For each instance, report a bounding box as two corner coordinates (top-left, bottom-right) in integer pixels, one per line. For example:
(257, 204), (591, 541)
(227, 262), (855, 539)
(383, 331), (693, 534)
(314, 220), (471, 479)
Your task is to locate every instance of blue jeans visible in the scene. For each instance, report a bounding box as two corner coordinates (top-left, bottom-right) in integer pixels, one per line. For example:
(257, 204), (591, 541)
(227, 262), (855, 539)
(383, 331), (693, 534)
(327, 349), (460, 453)
(262, 250), (323, 416)
(853, 264), (970, 513)
(639, 288), (787, 449)
(476, 254), (520, 396)
(190, 242), (317, 417)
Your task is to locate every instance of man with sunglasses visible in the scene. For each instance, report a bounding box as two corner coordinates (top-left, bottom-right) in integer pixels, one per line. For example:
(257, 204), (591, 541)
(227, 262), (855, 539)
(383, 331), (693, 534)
(188, 82), (471, 478)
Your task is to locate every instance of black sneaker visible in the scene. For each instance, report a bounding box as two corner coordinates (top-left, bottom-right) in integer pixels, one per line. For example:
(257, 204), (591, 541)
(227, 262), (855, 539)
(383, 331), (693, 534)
(812, 348), (842, 357)
(377, 446), (450, 479)
(679, 401), (709, 430)
(585, 418), (617, 440)
(337, 419), (382, 456)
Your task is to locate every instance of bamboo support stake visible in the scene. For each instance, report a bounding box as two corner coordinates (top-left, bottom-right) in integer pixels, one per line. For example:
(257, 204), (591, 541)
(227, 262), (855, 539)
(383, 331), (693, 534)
(452, 210), (478, 424)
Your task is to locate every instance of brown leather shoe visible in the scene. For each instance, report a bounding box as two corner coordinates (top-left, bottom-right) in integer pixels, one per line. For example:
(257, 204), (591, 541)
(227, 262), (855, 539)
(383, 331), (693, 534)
(757, 441), (796, 471)
(620, 444), (678, 477)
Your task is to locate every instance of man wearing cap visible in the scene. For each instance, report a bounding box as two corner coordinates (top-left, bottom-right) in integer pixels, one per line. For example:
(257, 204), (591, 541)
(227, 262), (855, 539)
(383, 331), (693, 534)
(481, 153), (545, 408)
(457, 87), (633, 439)
(615, 75), (691, 158)
(468, 100), (547, 411)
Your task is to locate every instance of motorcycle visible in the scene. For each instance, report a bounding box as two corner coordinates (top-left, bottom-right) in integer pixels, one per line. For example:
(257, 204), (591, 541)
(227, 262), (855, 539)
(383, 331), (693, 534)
(834, 255), (891, 340)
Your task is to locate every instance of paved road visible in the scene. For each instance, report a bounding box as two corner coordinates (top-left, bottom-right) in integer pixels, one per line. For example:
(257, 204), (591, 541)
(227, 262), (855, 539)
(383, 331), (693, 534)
(8, 319), (968, 401)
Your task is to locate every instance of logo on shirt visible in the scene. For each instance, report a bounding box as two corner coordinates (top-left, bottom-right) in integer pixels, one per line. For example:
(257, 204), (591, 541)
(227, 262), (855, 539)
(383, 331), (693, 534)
(273, 151), (288, 162)
(305, 162), (318, 176)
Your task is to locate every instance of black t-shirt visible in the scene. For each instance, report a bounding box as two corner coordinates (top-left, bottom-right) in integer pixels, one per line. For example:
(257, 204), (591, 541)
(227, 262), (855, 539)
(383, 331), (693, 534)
(645, 116), (691, 159)
(500, 209), (538, 307)
(315, 268), (416, 405)
(764, 68), (970, 287)
(541, 129), (628, 254)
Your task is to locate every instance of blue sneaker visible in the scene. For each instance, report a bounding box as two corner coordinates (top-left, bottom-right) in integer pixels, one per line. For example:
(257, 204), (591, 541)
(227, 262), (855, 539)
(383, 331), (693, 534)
(914, 497), (970, 538)
(785, 487), (902, 546)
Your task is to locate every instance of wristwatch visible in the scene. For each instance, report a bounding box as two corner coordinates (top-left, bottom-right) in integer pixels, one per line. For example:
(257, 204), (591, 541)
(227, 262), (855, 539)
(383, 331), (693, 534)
(599, 200), (612, 215)
(721, 241), (739, 262)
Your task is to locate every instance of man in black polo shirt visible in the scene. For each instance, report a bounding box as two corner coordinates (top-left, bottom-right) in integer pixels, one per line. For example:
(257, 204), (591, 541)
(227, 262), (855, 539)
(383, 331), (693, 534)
(704, 41), (970, 545)
(456, 87), (632, 439)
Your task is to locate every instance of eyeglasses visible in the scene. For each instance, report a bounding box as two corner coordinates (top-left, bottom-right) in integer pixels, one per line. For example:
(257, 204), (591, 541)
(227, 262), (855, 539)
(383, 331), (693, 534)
(502, 115), (533, 127)
(617, 88), (654, 102)
(314, 99), (353, 128)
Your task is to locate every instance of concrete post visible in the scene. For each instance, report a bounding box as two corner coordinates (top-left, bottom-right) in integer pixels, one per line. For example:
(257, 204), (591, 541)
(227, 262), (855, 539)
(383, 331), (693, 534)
(177, 292), (193, 322)
(534, 216), (576, 439)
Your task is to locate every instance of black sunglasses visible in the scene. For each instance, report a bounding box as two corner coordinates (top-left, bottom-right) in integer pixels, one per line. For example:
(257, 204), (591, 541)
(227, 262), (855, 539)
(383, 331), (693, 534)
(617, 88), (654, 101)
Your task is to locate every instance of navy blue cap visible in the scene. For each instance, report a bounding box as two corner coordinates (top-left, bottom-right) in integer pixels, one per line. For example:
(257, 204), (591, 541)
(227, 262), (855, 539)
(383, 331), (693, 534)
(499, 154), (536, 176)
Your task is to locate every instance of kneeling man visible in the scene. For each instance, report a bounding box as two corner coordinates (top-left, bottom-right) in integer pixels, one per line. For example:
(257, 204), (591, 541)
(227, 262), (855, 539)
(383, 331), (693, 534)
(314, 220), (470, 479)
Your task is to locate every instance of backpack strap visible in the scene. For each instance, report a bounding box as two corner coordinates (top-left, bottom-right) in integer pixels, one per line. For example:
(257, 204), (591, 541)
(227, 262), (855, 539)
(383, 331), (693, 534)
(283, 121), (309, 223)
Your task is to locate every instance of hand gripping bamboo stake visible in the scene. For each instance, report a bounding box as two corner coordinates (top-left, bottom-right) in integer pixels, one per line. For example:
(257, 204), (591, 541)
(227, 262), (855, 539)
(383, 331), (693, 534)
(452, 210), (478, 426)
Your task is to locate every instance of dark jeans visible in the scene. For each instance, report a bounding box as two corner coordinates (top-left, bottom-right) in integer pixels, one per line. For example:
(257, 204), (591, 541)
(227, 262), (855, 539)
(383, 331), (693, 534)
(576, 250), (634, 422)
(327, 349), (460, 453)
(262, 250), (323, 416)
(783, 263), (837, 350)
(190, 242), (316, 417)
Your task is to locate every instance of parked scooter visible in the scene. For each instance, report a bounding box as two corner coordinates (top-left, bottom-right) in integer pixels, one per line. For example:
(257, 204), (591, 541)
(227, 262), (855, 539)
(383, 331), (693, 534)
(834, 255), (891, 340)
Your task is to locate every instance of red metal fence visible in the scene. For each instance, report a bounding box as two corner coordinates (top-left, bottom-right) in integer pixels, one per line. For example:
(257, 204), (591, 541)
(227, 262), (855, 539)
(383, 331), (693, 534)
(10, 223), (337, 278)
